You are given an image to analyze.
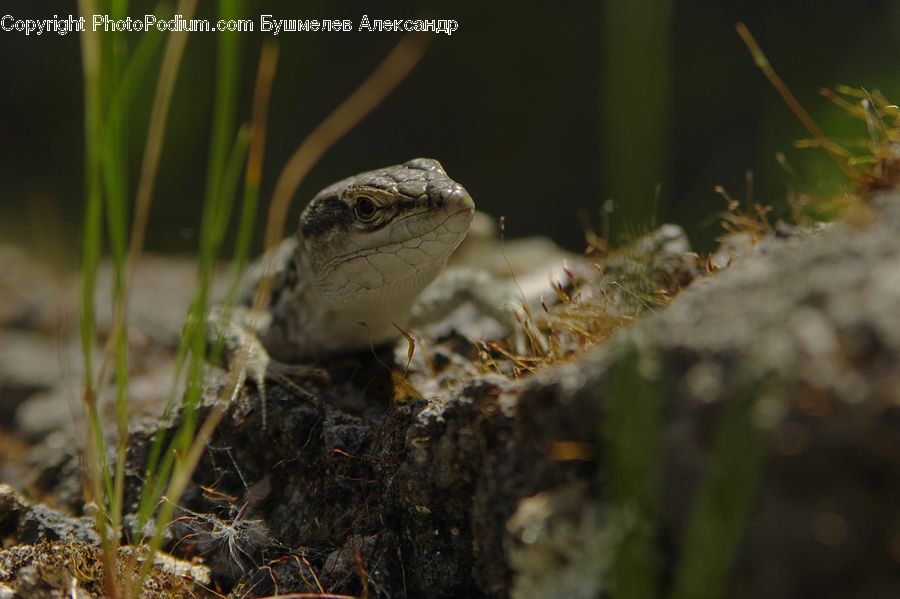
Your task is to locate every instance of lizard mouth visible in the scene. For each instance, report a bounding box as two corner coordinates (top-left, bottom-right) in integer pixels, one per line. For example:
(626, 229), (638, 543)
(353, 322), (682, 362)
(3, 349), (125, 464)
(319, 203), (474, 282)
(442, 206), (475, 234)
(388, 191), (473, 237)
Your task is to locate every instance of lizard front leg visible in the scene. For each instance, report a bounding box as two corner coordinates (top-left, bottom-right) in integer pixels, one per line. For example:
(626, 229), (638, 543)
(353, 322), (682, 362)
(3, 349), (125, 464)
(409, 267), (539, 354)
(206, 304), (322, 428)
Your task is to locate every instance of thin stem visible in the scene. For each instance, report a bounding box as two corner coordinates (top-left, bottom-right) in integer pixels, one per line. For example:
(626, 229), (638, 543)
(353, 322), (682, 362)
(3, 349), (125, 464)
(735, 22), (856, 180)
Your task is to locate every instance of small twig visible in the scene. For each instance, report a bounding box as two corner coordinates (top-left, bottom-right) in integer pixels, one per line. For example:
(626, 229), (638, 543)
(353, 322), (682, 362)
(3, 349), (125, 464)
(735, 22), (856, 180)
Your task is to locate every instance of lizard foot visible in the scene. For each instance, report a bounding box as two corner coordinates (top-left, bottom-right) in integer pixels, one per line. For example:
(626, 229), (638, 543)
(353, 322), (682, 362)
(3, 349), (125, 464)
(209, 304), (325, 429)
(265, 360), (329, 403)
(247, 355), (331, 431)
(232, 357), (326, 431)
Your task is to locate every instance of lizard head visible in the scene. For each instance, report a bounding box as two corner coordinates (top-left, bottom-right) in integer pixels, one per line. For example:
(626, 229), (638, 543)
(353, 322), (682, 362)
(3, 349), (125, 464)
(296, 158), (475, 304)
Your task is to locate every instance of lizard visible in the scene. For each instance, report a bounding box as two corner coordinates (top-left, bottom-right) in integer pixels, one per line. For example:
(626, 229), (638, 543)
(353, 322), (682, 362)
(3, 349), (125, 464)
(207, 157), (518, 410)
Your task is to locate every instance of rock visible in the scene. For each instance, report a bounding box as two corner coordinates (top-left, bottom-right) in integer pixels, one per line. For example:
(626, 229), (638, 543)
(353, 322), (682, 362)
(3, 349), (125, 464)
(146, 191), (900, 597)
(0, 246), (69, 333)
(92, 254), (230, 347)
(2, 250), (228, 445)
(0, 486), (212, 597)
(0, 484), (98, 545)
(14, 191), (900, 597)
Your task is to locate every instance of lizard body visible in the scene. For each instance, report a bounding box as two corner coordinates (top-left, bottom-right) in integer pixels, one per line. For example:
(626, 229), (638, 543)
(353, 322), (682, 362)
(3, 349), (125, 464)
(208, 158), (514, 399)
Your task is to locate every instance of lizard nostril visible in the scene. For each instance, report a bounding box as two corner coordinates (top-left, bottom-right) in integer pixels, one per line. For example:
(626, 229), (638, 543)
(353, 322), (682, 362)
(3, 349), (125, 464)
(426, 189), (445, 208)
(430, 186), (473, 211)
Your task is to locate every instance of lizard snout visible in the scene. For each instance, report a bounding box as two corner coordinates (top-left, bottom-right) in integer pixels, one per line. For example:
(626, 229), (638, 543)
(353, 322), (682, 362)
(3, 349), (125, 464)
(429, 184), (474, 213)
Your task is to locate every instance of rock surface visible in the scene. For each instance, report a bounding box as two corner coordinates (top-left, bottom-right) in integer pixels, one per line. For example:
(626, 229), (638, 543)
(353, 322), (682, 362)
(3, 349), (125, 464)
(0, 485), (212, 598)
(182, 192), (900, 597)
(5, 192), (900, 597)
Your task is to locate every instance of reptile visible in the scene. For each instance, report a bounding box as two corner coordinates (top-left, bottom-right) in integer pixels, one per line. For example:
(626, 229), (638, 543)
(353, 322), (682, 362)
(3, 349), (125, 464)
(208, 158), (517, 405)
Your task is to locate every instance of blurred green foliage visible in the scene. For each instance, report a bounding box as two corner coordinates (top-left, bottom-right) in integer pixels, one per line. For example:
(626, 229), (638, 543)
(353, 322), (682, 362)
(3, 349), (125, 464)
(2, 0), (900, 262)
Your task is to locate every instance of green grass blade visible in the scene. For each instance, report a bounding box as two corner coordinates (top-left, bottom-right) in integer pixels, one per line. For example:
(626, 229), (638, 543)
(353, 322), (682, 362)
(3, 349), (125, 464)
(669, 380), (772, 599)
(77, 0), (119, 594)
(102, 0), (133, 549)
(136, 29), (250, 589)
(605, 344), (663, 599)
(232, 42), (278, 288)
(204, 0), (245, 221)
(135, 0), (247, 532)
(602, 0), (674, 243)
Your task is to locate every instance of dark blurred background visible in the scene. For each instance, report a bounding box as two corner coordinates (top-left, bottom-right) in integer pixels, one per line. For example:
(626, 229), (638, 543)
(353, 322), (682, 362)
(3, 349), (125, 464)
(2, 0), (899, 267)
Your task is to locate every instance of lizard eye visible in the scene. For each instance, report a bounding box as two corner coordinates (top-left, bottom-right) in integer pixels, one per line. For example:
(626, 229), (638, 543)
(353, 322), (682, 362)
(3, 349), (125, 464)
(355, 196), (378, 221)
